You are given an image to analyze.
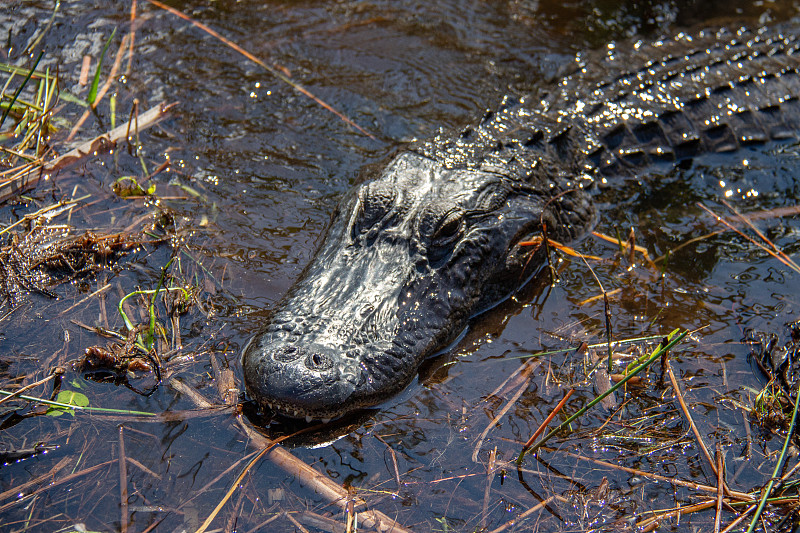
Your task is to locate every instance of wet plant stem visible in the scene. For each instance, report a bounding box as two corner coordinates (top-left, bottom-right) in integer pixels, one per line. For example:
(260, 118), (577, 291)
(518, 388), (575, 460)
(0, 390), (155, 416)
(512, 334), (665, 361)
(745, 379), (800, 533)
(148, 257), (175, 350)
(0, 51), (43, 130)
(0, 369), (60, 406)
(194, 443), (277, 533)
(666, 358), (726, 491)
(517, 328), (688, 462)
(118, 286), (187, 352)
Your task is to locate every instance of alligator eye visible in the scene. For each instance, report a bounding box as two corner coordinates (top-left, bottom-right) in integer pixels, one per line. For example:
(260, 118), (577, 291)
(432, 209), (464, 245)
(352, 182), (396, 237)
(422, 209), (464, 264)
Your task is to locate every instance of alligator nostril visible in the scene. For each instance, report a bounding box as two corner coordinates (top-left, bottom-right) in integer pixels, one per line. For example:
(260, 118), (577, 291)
(306, 352), (334, 371)
(272, 345), (302, 362)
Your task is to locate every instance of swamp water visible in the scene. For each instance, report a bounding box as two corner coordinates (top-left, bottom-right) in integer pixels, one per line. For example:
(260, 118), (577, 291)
(1, 1), (800, 531)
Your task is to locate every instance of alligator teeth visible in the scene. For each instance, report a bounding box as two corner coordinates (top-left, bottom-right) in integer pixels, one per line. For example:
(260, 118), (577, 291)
(305, 415), (313, 423)
(321, 418), (331, 424)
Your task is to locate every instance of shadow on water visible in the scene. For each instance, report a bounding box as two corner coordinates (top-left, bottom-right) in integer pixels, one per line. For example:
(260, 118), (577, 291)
(1, 0), (800, 531)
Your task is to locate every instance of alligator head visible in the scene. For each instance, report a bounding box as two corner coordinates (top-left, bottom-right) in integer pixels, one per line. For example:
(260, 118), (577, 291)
(242, 150), (594, 421)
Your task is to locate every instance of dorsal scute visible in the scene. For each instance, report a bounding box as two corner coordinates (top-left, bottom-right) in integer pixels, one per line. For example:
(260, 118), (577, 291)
(415, 23), (800, 184)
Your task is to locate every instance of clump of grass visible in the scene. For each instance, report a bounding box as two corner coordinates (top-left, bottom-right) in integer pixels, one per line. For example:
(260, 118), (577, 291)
(516, 328), (689, 463)
(0, 56), (58, 176)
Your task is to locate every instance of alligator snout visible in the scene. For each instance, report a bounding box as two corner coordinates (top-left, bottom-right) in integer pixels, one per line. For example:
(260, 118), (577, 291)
(243, 338), (361, 421)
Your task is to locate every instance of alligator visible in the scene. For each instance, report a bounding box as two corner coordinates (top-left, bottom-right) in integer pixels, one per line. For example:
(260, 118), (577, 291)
(243, 23), (800, 422)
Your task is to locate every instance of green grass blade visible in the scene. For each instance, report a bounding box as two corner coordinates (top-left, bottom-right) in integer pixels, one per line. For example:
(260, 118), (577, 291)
(118, 286), (190, 352)
(148, 257), (175, 349)
(0, 63), (54, 80)
(507, 334), (665, 361)
(745, 378), (800, 532)
(0, 50), (44, 130)
(23, 0), (61, 55)
(0, 389), (156, 416)
(87, 27), (117, 105)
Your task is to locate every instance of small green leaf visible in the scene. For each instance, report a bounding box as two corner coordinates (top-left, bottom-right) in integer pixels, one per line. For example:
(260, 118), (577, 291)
(112, 176), (152, 198)
(46, 390), (90, 417)
(59, 91), (89, 107)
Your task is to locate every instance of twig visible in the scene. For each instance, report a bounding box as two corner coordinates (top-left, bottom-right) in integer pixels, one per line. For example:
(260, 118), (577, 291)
(283, 511), (312, 533)
(591, 229), (656, 268)
(715, 442), (724, 533)
(544, 447), (752, 501)
(0, 460), (115, 514)
(297, 510), (348, 533)
(58, 283), (111, 316)
(577, 251), (613, 371)
(126, 0), (137, 75)
(698, 203), (800, 274)
(721, 199), (797, 269)
(119, 426), (129, 533)
(578, 287), (621, 306)
(194, 444), (276, 533)
(0, 370), (60, 406)
(519, 235), (602, 261)
(211, 354), (238, 406)
(638, 499), (718, 530)
(177, 449), (262, 510)
(242, 512), (281, 533)
(720, 504), (757, 533)
(517, 389), (575, 462)
(375, 434), (401, 495)
(0, 195), (89, 236)
(665, 357), (727, 492)
(0, 456), (71, 504)
(126, 457), (161, 479)
(168, 377), (215, 409)
(225, 474), (247, 533)
(473, 360), (538, 462)
(235, 419), (412, 533)
(481, 447), (498, 531)
(487, 495), (557, 533)
(603, 291), (613, 372)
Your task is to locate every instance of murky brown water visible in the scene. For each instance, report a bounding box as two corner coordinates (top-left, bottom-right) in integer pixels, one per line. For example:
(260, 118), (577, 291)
(1, 1), (800, 531)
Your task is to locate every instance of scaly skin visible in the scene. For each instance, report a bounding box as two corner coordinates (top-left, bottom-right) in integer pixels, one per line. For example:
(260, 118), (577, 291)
(244, 24), (800, 420)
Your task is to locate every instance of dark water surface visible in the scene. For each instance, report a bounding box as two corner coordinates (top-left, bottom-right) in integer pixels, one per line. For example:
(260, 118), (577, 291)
(1, 1), (800, 531)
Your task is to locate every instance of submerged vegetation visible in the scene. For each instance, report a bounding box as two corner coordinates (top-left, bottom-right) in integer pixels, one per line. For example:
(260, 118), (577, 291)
(0, 1), (799, 532)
